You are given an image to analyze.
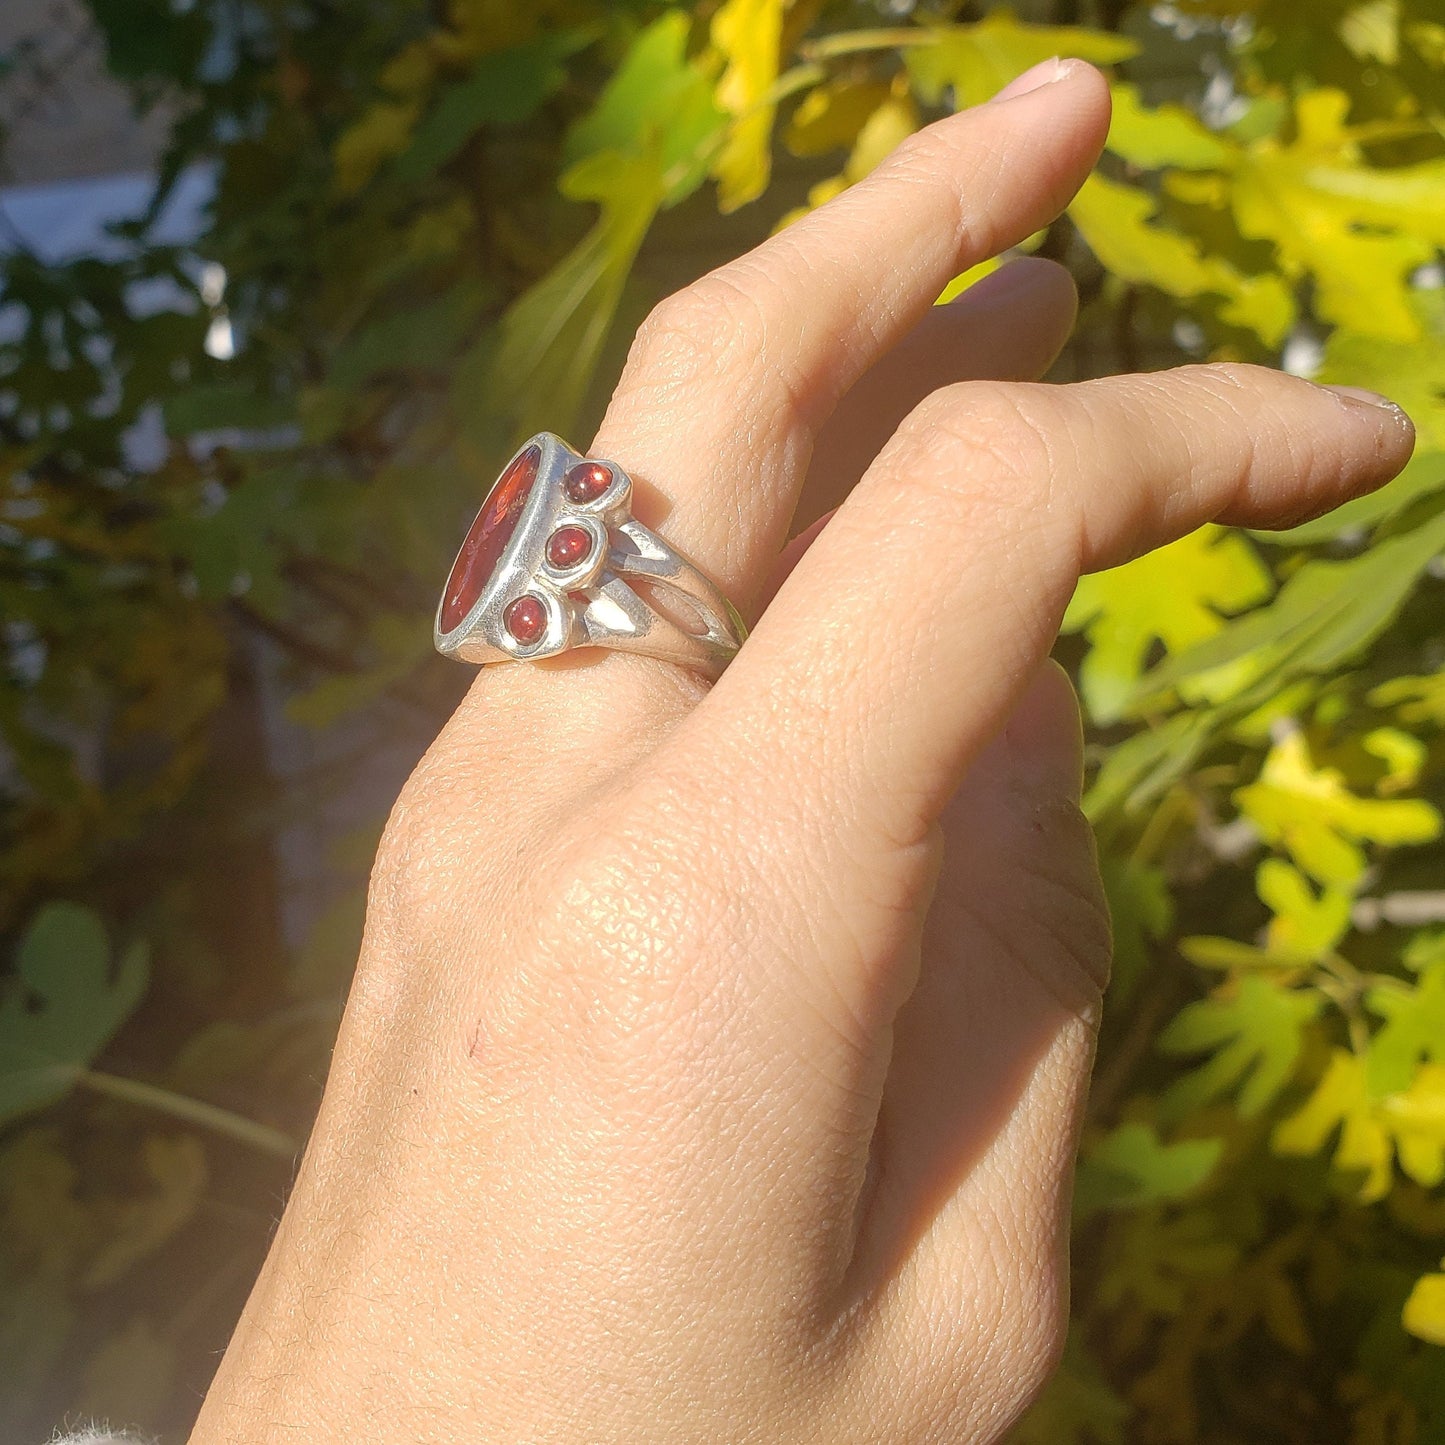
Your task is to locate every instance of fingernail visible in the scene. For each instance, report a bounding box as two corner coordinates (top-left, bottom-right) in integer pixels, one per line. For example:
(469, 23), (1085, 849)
(990, 57), (1078, 103)
(1323, 383), (1407, 414)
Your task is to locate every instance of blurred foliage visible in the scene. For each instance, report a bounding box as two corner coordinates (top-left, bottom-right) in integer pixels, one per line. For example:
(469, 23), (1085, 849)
(0, 0), (1444, 1438)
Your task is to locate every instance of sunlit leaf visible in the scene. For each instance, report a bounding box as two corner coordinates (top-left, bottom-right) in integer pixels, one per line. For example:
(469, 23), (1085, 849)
(1068, 172), (1295, 344)
(1403, 1263), (1445, 1346)
(905, 13), (1138, 109)
(1258, 858), (1352, 959)
(1159, 973), (1324, 1119)
(1273, 1048), (1394, 1200)
(1235, 733), (1440, 888)
(1230, 91), (1445, 341)
(565, 12), (725, 203)
(1106, 84), (1233, 170)
(710, 0), (785, 212)
(1134, 507), (1445, 713)
(1064, 525), (1272, 724)
(784, 78), (893, 157)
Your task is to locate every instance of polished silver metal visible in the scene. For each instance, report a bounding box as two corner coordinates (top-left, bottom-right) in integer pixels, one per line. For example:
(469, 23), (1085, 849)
(434, 432), (746, 679)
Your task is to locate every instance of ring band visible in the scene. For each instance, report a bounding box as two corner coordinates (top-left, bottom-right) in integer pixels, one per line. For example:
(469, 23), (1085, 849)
(434, 432), (746, 679)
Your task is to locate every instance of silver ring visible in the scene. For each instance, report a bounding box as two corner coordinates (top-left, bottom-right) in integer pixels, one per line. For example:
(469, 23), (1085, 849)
(434, 432), (746, 679)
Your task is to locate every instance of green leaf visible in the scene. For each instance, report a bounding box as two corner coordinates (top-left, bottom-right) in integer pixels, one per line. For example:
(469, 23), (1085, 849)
(163, 381), (296, 436)
(0, 904), (149, 1127)
(1100, 854), (1173, 1005)
(1159, 974), (1324, 1119)
(1370, 670), (1445, 728)
(563, 12), (726, 204)
(1367, 960), (1445, 1097)
(905, 13), (1138, 109)
(328, 280), (494, 390)
(1075, 1122), (1224, 1218)
(393, 32), (589, 181)
(1314, 293), (1445, 450)
(459, 148), (666, 447)
(1064, 525), (1272, 724)
(1132, 506), (1445, 713)
(1084, 708), (1220, 822)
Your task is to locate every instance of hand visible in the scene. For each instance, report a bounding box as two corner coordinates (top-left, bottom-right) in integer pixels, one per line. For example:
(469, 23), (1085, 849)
(190, 59), (1414, 1444)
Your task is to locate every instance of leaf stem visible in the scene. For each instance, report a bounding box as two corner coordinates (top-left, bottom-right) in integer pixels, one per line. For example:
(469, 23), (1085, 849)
(798, 28), (942, 61)
(76, 1069), (299, 1160)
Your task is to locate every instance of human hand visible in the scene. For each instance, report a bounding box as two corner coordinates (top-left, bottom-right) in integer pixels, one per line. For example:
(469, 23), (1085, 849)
(190, 59), (1414, 1444)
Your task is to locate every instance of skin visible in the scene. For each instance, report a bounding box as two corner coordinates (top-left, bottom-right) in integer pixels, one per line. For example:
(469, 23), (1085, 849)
(189, 60), (1416, 1444)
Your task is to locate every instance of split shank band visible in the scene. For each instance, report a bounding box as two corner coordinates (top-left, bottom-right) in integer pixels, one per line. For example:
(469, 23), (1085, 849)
(434, 432), (746, 680)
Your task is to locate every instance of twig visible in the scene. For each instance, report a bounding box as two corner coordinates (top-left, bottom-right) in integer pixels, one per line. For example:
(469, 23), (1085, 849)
(77, 1068), (299, 1159)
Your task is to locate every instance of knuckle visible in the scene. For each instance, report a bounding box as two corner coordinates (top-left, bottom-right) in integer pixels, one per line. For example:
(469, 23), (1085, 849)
(883, 381), (1084, 620)
(623, 270), (774, 406)
(525, 773), (743, 1072)
(898, 382), (1065, 508)
(616, 257), (821, 445)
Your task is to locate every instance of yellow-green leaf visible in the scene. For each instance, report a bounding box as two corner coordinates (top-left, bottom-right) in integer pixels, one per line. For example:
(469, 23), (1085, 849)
(1063, 525), (1272, 724)
(1258, 858), (1352, 959)
(784, 78), (893, 157)
(1404, 1264), (1445, 1346)
(1340, 0), (1401, 65)
(1273, 1048), (1394, 1200)
(1234, 732), (1441, 888)
(461, 150), (666, 446)
(905, 12), (1138, 109)
(710, 0), (785, 211)
(1159, 974), (1324, 1119)
(1068, 173), (1295, 345)
(1107, 83), (1233, 170)
(1230, 90), (1445, 341)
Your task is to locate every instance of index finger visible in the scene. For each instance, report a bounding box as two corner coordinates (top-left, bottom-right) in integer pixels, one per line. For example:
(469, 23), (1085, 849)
(592, 59), (1113, 610)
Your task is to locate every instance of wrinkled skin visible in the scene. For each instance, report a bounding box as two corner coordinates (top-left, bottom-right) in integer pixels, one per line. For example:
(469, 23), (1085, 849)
(190, 61), (1414, 1444)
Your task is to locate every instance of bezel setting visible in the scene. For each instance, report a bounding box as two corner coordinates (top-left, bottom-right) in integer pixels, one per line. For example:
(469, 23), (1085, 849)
(434, 431), (745, 677)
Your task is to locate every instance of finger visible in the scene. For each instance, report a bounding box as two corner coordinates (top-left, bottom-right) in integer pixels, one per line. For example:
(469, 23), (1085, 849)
(796, 256), (1079, 527)
(675, 365), (1413, 1038)
(848, 662), (1103, 1435)
(593, 60), (1112, 609)
(758, 260), (1076, 608)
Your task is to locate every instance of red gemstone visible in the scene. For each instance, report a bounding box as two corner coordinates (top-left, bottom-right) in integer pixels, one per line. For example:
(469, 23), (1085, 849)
(504, 595), (547, 646)
(564, 461), (611, 503)
(439, 445), (541, 632)
(546, 525), (591, 570)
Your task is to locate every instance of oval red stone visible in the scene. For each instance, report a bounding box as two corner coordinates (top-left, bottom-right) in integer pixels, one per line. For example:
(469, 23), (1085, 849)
(504, 594), (547, 646)
(439, 445), (541, 633)
(546, 525), (592, 570)
(564, 461), (611, 503)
